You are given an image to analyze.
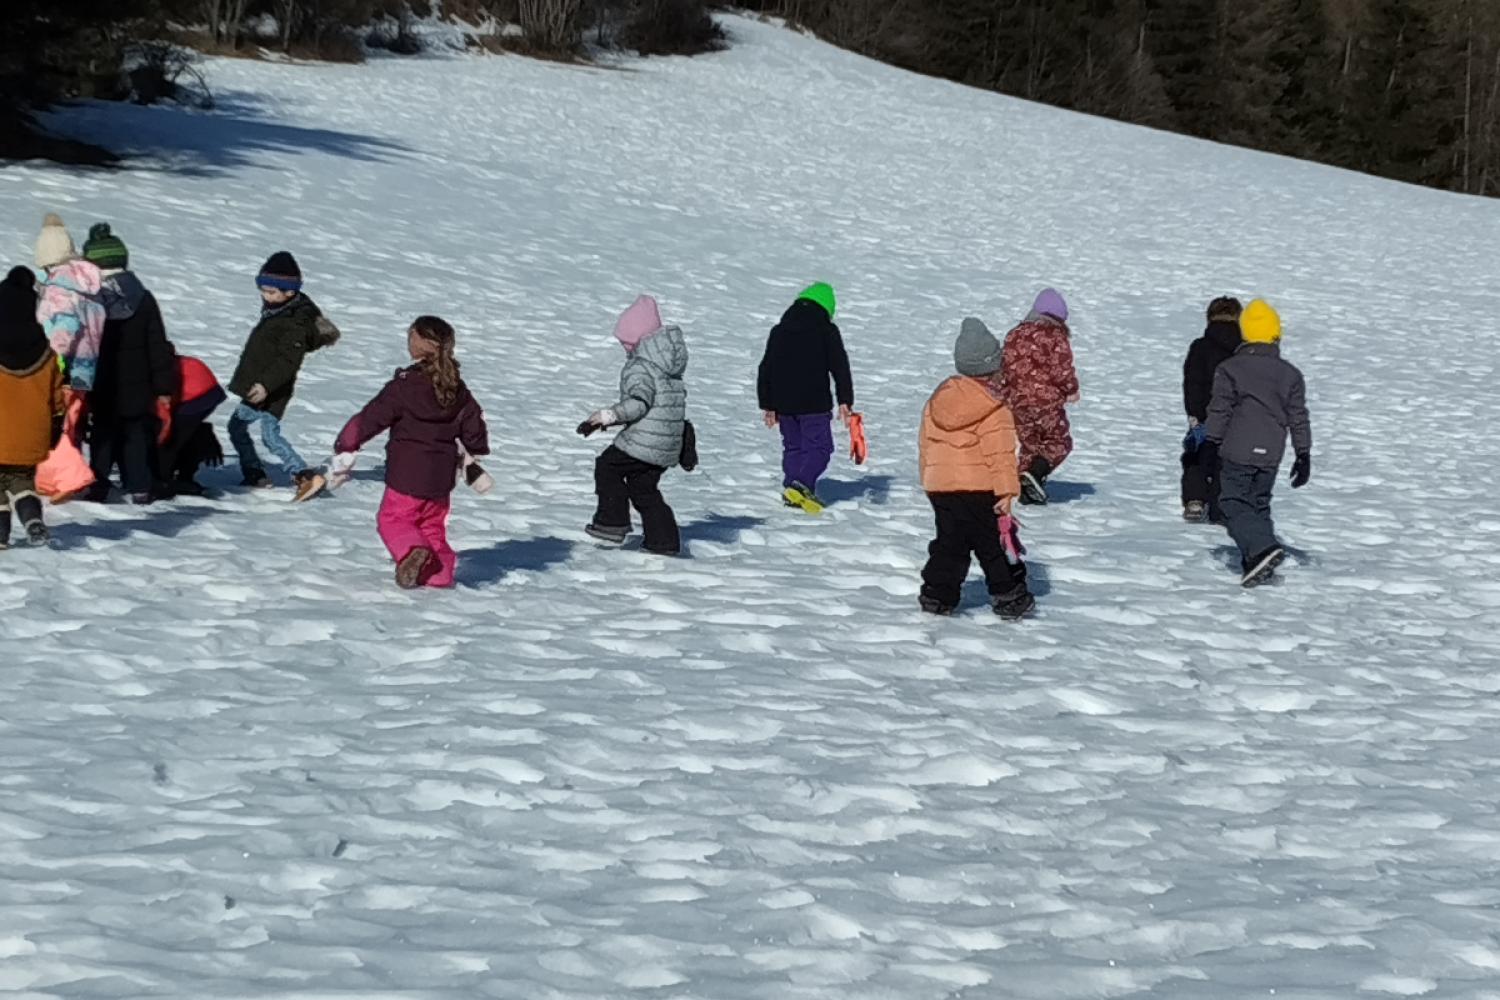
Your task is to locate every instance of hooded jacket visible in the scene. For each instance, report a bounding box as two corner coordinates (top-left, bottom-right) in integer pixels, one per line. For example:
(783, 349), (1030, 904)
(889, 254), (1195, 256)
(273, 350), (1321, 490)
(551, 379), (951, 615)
(1204, 342), (1311, 470)
(228, 293), (340, 419)
(93, 269), (178, 419)
(609, 325), (689, 469)
(37, 259), (106, 391)
(1183, 320), (1241, 422)
(919, 375), (1020, 499)
(757, 299), (854, 415)
(335, 365), (489, 500)
(1001, 313), (1078, 413)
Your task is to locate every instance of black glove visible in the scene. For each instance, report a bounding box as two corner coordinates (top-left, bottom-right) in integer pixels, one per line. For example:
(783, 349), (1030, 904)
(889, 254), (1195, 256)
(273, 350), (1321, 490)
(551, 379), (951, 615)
(1197, 440), (1220, 472)
(576, 419), (600, 438)
(1290, 452), (1310, 489)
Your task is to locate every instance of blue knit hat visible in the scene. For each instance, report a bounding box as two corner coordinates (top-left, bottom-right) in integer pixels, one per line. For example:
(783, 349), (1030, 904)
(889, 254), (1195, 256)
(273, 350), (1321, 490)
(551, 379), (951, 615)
(256, 251), (302, 292)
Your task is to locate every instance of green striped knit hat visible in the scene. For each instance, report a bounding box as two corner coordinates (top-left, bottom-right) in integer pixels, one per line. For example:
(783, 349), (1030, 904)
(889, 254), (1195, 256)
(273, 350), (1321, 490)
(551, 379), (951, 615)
(82, 223), (128, 270)
(796, 282), (836, 318)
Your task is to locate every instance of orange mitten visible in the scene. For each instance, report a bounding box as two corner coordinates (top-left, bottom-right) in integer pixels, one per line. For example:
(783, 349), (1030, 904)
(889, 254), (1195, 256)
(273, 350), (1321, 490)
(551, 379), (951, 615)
(848, 412), (868, 465)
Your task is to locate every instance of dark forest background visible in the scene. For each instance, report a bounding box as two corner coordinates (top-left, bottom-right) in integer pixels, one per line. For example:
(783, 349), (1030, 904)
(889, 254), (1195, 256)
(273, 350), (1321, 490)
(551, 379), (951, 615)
(4, 0), (1494, 198)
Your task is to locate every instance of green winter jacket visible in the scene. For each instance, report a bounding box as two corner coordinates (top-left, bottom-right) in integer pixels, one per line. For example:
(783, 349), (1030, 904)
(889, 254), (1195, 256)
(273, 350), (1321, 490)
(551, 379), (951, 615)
(227, 294), (340, 419)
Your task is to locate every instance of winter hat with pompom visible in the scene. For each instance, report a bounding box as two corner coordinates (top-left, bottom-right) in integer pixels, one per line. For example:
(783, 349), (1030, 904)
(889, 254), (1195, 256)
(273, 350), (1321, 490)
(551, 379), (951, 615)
(35, 213), (76, 270)
(82, 223), (129, 271)
(613, 294), (662, 351)
(954, 317), (1003, 377)
(1032, 287), (1068, 323)
(1239, 299), (1282, 344)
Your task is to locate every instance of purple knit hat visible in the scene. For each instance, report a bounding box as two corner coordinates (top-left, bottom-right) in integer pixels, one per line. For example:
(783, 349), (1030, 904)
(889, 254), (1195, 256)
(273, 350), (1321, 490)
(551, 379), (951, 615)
(613, 295), (662, 351)
(1033, 287), (1068, 322)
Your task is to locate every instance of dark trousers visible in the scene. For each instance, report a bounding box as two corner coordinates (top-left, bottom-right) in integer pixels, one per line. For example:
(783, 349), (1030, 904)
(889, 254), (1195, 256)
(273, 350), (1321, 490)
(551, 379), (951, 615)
(593, 445), (679, 553)
(90, 414), (159, 494)
(1218, 460), (1279, 563)
(158, 413), (214, 484)
(920, 492), (1026, 607)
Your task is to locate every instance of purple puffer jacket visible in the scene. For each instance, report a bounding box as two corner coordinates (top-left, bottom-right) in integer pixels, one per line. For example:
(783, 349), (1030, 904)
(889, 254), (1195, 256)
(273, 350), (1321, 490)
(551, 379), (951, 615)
(335, 365), (489, 499)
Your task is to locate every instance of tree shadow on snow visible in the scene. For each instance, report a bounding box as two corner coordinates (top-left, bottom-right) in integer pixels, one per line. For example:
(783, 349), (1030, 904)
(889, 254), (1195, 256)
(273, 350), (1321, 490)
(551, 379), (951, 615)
(55, 503), (218, 547)
(1042, 481), (1096, 504)
(458, 536), (575, 587)
(37, 90), (413, 177)
(680, 513), (765, 544)
(818, 475), (894, 507)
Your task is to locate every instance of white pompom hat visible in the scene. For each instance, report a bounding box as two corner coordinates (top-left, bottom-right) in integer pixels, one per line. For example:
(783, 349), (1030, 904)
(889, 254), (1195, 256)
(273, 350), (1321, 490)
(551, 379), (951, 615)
(35, 212), (77, 270)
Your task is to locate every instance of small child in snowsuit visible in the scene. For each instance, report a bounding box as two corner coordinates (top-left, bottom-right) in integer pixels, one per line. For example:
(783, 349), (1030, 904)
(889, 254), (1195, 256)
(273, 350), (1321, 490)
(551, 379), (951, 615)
(1198, 299), (1312, 587)
(1001, 288), (1078, 505)
(159, 356), (228, 497)
(34, 213), (106, 394)
(80, 223), (178, 505)
(918, 318), (1034, 620)
(227, 252), (340, 501)
(1180, 296), (1243, 523)
(580, 295), (688, 556)
(757, 282), (854, 514)
(0, 266), (67, 547)
(334, 316), (488, 589)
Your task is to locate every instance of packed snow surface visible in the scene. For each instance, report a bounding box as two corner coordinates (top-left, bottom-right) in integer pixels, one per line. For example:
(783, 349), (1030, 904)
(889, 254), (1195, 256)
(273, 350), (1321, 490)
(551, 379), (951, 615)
(4, 13), (1500, 999)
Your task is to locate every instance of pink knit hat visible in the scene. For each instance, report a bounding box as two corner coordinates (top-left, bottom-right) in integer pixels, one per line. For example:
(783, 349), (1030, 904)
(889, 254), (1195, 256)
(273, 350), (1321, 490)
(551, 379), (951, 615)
(613, 295), (662, 350)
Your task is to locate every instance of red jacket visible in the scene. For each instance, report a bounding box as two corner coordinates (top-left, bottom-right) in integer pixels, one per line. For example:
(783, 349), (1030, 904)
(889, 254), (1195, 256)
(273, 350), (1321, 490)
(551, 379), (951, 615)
(1001, 316), (1078, 413)
(178, 356), (220, 403)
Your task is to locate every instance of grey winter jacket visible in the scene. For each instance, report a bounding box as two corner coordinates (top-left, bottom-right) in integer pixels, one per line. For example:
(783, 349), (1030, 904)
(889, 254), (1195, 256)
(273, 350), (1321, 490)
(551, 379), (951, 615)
(608, 325), (688, 469)
(1204, 342), (1311, 470)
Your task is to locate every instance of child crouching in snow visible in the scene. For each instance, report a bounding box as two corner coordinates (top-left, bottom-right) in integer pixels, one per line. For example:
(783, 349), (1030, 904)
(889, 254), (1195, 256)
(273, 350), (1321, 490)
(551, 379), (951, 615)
(918, 318), (1034, 620)
(579, 295), (688, 557)
(334, 316), (488, 589)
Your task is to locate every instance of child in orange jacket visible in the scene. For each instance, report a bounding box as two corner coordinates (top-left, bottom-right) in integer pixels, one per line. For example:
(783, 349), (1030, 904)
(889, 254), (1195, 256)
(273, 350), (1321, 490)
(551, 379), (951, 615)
(0, 266), (67, 547)
(918, 318), (1034, 619)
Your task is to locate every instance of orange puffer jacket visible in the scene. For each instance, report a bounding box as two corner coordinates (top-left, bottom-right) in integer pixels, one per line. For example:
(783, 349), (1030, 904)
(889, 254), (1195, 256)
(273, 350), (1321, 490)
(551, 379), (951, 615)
(919, 375), (1020, 500)
(0, 350), (66, 467)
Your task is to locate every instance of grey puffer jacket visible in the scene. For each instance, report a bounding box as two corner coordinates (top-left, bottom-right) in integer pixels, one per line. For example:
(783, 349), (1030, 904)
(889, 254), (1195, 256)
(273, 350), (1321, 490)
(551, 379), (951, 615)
(1205, 342), (1311, 470)
(609, 325), (688, 469)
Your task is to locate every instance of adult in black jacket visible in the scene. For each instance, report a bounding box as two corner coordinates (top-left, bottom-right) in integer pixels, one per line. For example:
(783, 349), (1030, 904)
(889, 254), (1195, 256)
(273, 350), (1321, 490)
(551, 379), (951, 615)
(1180, 297), (1241, 520)
(83, 230), (178, 501)
(757, 283), (854, 510)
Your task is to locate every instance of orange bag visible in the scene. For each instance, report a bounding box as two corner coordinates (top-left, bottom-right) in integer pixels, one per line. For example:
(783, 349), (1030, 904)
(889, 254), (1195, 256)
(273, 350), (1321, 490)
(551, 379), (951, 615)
(848, 412), (868, 465)
(36, 397), (95, 503)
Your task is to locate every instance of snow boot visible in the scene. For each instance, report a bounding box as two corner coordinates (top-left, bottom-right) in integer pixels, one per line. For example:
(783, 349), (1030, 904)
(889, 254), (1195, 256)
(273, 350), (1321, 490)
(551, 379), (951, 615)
(241, 467), (272, 489)
(291, 469), (327, 503)
(1240, 546), (1286, 588)
(1183, 500), (1207, 523)
(783, 482), (824, 515)
(14, 496), (47, 547)
(918, 594), (955, 616)
(1019, 458), (1051, 506)
(586, 522), (629, 545)
(395, 546), (434, 589)
(644, 543), (682, 557)
(82, 482), (112, 503)
(992, 587), (1036, 620)
(0, 510), (9, 550)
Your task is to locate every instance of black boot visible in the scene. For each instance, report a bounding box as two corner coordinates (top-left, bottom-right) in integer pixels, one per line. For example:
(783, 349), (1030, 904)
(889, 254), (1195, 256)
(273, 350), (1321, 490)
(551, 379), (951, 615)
(1019, 458), (1051, 506)
(13, 495), (48, 546)
(992, 586), (1036, 620)
(0, 510), (10, 550)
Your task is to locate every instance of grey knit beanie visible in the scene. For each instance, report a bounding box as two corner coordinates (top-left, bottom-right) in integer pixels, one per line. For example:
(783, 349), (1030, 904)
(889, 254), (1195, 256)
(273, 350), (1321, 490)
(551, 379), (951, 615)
(954, 317), (1002, 376)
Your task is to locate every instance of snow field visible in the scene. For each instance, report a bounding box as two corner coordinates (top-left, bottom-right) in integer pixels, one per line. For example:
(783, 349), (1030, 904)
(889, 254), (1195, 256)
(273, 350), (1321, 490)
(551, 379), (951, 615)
(2, 13), (1500, 998)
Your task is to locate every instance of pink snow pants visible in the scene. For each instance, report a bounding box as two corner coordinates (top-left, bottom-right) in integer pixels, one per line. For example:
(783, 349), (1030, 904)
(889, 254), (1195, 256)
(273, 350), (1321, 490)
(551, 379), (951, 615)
(377, 487), (456, 588)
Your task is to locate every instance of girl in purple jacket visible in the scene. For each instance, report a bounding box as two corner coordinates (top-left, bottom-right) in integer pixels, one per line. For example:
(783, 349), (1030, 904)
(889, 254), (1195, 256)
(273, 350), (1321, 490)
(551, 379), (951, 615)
(334, 316), (489, 589)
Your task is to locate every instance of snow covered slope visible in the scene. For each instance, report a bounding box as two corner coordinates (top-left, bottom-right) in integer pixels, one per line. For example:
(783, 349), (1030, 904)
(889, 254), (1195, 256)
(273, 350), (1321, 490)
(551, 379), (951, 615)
(4, 13), (1500, 998)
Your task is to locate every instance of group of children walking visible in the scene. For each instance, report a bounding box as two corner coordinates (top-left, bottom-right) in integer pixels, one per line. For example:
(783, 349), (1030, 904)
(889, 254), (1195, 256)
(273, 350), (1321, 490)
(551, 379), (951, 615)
(2, 212), (1314, 604)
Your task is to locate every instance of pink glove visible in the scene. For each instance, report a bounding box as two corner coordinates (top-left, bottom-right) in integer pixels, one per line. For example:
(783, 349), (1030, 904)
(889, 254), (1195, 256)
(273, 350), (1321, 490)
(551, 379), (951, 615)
(998, 514), (1026, 564)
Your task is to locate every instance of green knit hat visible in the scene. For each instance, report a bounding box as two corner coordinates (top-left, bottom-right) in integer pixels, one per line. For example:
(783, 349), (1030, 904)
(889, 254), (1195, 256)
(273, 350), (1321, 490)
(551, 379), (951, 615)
(82, 223), (128, 270)
(796, 282), (836, 318)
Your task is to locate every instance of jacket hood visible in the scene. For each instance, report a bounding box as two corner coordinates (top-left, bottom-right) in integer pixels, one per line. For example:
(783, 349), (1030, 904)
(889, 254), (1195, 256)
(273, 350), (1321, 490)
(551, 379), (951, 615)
(1206, 319), (1242, 353)
(928, 375), (1004, 432)
(395, 364), (471, 419)
(780, 297), (834, 330)
(1236, 341), (1281, 358)
(43, 258), (102, 297)
(631, 324), (688, 378)
(1022, 310), (1070, 334)
(100, 269), (147, 320)
(0, 267), (49, 372)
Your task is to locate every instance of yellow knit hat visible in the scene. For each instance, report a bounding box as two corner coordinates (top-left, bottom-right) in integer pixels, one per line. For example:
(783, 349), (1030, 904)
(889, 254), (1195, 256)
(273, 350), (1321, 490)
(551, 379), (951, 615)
(1239, 298), (1282, 344)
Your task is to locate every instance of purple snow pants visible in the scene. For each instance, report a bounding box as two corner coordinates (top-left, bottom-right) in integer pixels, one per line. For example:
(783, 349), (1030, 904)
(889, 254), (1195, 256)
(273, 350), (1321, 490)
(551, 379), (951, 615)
(779, 412), (835, 491)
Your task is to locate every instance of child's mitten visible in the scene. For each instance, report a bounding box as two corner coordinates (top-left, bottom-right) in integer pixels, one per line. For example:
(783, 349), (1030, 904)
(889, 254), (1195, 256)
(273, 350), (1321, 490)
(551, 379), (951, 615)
(327, 452), (357, 490)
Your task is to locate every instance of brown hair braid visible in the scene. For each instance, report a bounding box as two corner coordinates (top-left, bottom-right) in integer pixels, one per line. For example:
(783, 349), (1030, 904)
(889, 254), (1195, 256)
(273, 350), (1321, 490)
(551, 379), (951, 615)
(411, 315), (461, 409)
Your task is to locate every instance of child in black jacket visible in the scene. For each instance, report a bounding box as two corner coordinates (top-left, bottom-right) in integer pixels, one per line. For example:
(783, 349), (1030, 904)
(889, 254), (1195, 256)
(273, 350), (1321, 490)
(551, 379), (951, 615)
(1180, 296), (1242, 523)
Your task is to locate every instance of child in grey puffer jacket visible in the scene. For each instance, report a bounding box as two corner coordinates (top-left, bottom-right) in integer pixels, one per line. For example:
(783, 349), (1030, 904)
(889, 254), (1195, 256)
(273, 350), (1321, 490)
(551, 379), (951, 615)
(578, 295), (688, 556)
